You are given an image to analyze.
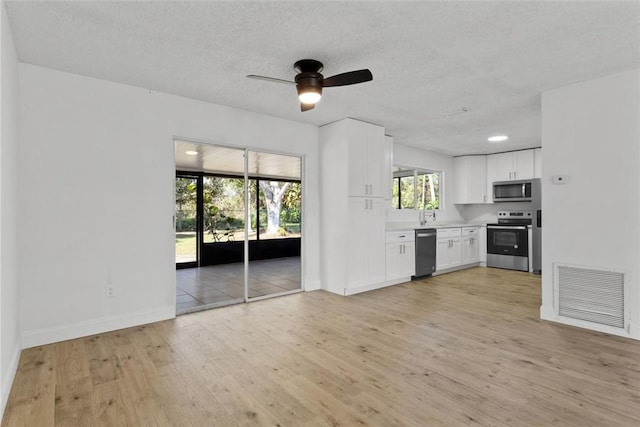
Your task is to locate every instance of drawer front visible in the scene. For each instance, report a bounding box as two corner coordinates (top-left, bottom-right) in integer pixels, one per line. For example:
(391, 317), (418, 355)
(437, 227), (462, 238)
(386, 231), (415, 243)
(462, 227), (479, 236)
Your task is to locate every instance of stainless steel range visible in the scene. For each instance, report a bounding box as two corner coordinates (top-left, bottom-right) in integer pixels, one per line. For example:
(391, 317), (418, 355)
(486, 211), (532, 272)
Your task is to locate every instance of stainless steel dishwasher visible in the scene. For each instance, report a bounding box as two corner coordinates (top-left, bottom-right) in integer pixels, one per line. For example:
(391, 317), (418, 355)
(414, 228), (437, 278)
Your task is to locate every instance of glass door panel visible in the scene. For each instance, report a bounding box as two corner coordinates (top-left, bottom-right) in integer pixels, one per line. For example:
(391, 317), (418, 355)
(175, 175), (198, 266)
(202, 176), (246, 244)
(246, 151), (302, 300)
(175, 142), (247, 314)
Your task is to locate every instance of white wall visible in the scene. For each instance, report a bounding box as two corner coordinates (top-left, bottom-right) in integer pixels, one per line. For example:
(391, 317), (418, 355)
(389, 143), (464, 224)
(0, 2), (21, 417)
(18, 64), (320, 348)
(541, 69), (640, 339)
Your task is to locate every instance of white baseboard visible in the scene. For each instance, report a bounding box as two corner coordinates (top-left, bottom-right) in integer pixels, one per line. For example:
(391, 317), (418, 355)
(432, 262), (481, 276)
(540, 304), (556, 320)
(540, 308), (638, 340)
(344, 277), (409, 296)
(629, 321), (640, 340)
(21, 306), (176, 349)
(1, 342), (21, 421)
(304, 279), (321, 292)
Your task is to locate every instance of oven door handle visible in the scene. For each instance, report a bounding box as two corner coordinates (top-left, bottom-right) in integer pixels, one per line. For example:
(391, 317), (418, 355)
(487, 225), (528, 230)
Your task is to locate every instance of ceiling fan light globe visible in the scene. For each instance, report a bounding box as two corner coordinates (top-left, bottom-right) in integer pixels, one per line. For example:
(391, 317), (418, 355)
(298, 92), (321, 104)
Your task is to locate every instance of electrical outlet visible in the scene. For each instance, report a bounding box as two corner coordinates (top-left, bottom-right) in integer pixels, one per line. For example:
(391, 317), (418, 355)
(106, 286), (114, 297)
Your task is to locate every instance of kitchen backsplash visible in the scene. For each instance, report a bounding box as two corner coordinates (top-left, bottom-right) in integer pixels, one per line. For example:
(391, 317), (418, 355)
(461, 201), (536, 223)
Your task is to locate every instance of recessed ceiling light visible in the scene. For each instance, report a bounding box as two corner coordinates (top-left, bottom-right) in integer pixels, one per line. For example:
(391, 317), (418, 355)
(488, 135), (509, 142)
(185, 150), (198, 155)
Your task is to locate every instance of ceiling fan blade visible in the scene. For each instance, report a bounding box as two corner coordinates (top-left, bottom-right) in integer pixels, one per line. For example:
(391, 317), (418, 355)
(301, 103), (315, 112)
(246, 75), (295, 85)
(322, 69), (372, 87)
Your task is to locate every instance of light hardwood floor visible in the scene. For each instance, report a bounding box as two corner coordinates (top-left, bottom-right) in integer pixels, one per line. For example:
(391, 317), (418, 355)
(3, 268), (640, 426)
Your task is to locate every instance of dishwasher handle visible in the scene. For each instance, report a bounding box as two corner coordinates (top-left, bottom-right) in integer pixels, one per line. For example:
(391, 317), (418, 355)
(416, 232), (437, 238)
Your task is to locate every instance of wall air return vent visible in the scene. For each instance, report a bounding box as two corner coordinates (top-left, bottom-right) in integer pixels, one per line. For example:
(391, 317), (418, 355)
(556, 264), (625, 328)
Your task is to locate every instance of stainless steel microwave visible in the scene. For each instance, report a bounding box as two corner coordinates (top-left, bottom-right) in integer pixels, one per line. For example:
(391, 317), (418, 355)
(493, 179), (535, 202)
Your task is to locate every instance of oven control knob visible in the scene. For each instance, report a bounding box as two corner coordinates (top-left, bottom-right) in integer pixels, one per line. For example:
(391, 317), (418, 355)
(514, 245), (518, 249)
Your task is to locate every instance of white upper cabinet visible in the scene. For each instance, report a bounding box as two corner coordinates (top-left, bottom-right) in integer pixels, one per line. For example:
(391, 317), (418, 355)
(453, 155), (487, 204)
(384, 135), (394, 199)
(348, 120), (387, 198)
(513, 150), (534, 180)
(487, 149), (535, 189)
(534, 148), (542, 179)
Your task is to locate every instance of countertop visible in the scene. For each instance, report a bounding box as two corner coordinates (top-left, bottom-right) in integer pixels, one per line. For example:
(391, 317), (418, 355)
(385, 222), (487, 232)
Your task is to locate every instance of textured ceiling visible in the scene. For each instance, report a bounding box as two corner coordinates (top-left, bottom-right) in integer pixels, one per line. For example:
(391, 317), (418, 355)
(5, 1), (640, 156)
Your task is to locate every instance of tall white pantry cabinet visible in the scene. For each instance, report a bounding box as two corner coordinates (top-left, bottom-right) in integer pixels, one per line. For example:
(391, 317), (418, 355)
(320, 118), (392, 295)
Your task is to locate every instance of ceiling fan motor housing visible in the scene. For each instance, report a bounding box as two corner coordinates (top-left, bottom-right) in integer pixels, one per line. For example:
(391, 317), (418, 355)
(295, 73), (323, 98)
(294, 59), (324, 98)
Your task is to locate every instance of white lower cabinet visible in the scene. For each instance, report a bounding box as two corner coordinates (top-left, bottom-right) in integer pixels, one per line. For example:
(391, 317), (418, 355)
(436, 228), (462, 271)
(461, 227), (480, 264)
(347, 198), (386, 289)
(385, 231), (415, 280)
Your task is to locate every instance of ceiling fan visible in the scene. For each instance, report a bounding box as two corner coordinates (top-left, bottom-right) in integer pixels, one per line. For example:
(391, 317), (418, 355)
(247, 59), (373, 112)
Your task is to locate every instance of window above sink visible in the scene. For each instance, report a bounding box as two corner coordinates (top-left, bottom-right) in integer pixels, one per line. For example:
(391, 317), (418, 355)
(392, 165), (441, 211)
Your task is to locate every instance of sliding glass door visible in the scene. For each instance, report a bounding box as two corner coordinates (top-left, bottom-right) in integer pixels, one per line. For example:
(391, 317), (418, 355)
(175, 141), (303, 313)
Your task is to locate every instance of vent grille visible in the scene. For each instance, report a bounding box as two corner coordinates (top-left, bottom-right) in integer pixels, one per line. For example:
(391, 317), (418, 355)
(557, 265), (624, 328)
